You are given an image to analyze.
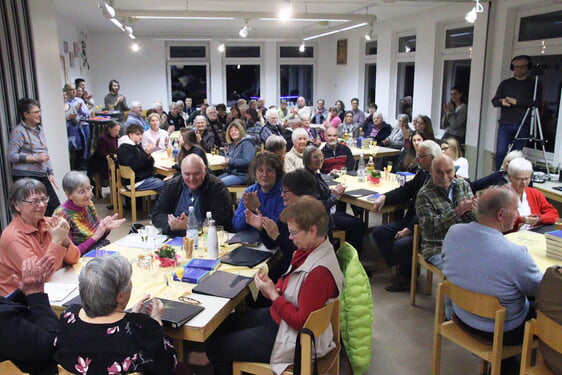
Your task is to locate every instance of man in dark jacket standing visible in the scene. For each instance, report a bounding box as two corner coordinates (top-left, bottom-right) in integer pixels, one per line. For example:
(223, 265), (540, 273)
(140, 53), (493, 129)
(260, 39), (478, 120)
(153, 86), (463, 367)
(152, 154), (233, 237)
(370, 140), (441, 292)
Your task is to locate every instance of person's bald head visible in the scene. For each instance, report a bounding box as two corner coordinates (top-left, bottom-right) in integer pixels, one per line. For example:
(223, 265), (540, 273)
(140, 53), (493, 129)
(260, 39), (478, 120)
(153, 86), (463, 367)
(430, 154), (455, 190)
(476, 186), (519, 232)
(325, 127), (338, 147)
(181, 154), (207, 190)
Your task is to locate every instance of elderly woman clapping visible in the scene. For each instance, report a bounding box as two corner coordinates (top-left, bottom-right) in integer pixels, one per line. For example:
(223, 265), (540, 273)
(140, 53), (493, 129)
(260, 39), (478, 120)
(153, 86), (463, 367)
(54, 254), (177, 375)
(53, 171), (124, 255)
(284, 128), (309, 173)
(0, 178), (80, 296)
(507, 157), (559, 231)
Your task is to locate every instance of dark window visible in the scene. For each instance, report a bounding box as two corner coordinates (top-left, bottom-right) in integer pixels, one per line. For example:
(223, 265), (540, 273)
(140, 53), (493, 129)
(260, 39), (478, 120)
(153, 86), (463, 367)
(364, 64), (377, 107)
(226, 64), (260, 107)
(280, 46), (314, 58)
(169, 46), (206, 58)
(396, 62), (415, 121)
(225, 46), (260, 58)
(519, 11), (562, 42)
(365, 41), (378, 55)
(398, 35), (416, 53)
(445, 27), (474, 48)
(169, 64), (207, 105)
(280, 65), (313, 106)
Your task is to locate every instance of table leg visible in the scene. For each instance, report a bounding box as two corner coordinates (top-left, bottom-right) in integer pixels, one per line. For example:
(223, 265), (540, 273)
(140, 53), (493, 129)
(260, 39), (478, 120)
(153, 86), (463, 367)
(174, 338), (185, 362)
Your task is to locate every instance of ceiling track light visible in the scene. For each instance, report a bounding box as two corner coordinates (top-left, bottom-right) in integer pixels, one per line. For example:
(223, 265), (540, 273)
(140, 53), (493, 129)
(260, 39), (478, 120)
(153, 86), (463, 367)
(239, 20), (250, 38)
(465, 0), (484, 23)
(304, 22), (368, 41)
(364, 21), (374, 41)
(299, 41), (305, 52)
(99, 0), (116, 19)
(218, 42), (225, 52)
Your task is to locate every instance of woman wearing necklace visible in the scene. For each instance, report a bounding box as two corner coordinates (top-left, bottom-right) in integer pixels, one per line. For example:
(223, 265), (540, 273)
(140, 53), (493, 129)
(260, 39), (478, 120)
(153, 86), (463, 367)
(8, 98), (60, 216)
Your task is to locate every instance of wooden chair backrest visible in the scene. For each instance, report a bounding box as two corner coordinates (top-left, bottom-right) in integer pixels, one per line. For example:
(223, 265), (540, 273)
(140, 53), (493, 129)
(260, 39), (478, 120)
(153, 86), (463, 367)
(535, 311), (562, 354)
(413, 224), (421, 253)
(441, 280), (503, 320)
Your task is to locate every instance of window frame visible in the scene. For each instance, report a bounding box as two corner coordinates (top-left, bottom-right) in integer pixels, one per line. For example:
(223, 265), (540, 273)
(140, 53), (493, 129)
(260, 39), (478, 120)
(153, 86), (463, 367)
(394, 31), (416, 120)
(222, 43), (264, 105)
(165, 42), (210, 105)
(277, 43), (316, 106)
(363, 37), (378, 111)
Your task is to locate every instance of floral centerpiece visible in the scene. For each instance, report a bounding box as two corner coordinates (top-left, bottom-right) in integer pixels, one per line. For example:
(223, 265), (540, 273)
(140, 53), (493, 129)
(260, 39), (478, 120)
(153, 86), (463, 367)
(154, 245), (178, 267)
(368, 169), (382, 184)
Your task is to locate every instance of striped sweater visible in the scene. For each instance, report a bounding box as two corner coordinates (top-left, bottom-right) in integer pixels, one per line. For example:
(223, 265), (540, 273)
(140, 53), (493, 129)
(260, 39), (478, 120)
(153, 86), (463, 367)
(53, 200), (100, 255)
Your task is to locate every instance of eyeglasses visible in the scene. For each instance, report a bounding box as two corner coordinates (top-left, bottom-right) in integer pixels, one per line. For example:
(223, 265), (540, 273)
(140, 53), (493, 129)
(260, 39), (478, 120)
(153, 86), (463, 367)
(511, 176), (531, 182)
(22, 197), (50, 207)
(281, 188), (292, 195)
(74, 186), (94, 195)
(288, 228), (303, 236)
(178, 296), (201, 305)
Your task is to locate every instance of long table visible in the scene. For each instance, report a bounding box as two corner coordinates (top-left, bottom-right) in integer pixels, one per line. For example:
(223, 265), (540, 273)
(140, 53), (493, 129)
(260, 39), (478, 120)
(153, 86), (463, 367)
(320, 142), (401, 160)
(337, 173), (413, 225)
(48, 234), (273, 358)
(505, 230), (560, 272)
(533, 180), (562, 204)
(152, 150), (227, 175)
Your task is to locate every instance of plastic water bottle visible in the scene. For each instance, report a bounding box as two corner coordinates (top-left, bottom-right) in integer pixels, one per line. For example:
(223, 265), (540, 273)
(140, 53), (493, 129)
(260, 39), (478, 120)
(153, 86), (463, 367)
(207, 219), (218, 259)
(187, 207), (199, 250)
(357, 153), (366, 182)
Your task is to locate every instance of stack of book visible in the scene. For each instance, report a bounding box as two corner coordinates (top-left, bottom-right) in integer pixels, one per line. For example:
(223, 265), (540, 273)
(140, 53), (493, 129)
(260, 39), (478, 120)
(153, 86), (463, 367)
(174, 258), (221, 284)
(545, 230), (562, 260)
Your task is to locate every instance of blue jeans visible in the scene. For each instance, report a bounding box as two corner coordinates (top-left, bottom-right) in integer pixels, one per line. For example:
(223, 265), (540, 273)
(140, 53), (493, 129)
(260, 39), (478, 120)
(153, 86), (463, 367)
(496, 122), (529, 170)
(137, 177), (165, 192)
(219, 173), (247, 186)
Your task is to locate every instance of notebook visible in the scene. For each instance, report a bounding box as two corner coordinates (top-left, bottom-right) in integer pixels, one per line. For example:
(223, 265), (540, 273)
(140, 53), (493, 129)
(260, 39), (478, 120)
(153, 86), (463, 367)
(83, 249), (118, 257)
(186, 258), (221, 270)
(173, 267), (210, 284)
(142, 298), (204, 328)
(220, 246), (271, 267)
(192, 271), (253, 299)
(345, 188), (377, 198)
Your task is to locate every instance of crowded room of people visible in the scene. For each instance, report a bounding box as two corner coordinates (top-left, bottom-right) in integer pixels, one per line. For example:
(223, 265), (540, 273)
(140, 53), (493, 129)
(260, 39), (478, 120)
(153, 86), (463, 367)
(1, 1), (562, 374)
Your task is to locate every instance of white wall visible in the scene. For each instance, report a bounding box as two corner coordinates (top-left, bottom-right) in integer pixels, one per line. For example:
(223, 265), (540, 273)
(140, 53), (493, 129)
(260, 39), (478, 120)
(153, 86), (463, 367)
(28, 0), (70, 202)
(89, 33), (167, 109)
(56, 13), (92, 88)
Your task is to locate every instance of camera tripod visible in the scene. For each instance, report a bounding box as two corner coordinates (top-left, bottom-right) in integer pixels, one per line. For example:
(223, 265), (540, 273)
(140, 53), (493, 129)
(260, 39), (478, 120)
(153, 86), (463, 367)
(508, 72), (550, 174)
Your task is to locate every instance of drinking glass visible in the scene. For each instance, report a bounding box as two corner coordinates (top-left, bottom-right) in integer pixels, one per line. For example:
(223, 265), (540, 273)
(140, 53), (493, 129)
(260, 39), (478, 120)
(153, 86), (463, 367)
(138, 227), (149, 250)
(387, 161), (393, 173)
(215, 225), (228, 249)
(340, 167), (347, 185)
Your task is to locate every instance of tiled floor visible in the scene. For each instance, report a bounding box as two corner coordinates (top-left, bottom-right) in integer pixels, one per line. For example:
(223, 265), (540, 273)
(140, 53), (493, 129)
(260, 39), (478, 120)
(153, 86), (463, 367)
(97, 192), (515, 375)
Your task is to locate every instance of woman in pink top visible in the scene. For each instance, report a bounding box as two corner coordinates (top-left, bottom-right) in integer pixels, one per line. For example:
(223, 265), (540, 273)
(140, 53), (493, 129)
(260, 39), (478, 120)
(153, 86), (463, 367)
(323, 106), (342, 129)
(0, 178), (80, 296)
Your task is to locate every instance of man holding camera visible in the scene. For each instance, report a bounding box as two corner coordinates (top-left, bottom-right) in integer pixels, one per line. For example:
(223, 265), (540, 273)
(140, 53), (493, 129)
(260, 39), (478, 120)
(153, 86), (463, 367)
(491, 55), (542, 171)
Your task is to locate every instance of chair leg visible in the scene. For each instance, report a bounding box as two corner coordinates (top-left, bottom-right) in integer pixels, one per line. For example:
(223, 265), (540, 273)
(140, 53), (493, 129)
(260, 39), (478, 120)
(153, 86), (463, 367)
(131, 196), (137, 223)
(93, 173), (102, 199)
(118, 194), (124, 219)
(432, 331), (442, 375)
(410, 255), (418, 306)
(425, 269), (434, 295)
(479, 360), (489, 375)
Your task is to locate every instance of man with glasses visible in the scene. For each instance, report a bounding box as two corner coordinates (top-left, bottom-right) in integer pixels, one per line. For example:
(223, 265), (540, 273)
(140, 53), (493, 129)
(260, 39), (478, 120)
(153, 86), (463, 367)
(491, 55), (541, 171)
(370, 140), (442, 292)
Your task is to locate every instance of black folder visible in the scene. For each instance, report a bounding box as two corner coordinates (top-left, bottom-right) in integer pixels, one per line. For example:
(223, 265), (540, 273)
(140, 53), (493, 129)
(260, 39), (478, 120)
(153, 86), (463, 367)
(143, 298), (204, 328)
(228, 230), (262, 246)
(192, 271), (252, 299)
(345, 188), (377, 197)
(220, 246), (271, 267)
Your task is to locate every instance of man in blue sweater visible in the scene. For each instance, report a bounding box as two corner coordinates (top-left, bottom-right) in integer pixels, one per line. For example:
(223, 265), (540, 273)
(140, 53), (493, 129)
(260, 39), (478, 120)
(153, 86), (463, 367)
(442, 186), (543, 345)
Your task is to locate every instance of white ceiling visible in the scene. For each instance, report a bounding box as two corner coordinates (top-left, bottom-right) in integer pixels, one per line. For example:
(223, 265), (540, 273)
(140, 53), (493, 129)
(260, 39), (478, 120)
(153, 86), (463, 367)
(54, 0), (478, 40)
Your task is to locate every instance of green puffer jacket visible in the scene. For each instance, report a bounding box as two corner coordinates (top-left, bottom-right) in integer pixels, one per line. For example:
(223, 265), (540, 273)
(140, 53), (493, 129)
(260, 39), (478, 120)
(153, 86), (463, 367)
(336, 242), (373, 375)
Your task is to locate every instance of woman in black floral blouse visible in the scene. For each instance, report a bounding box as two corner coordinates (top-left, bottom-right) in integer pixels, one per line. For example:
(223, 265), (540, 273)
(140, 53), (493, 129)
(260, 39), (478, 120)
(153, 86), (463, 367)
(54, 254), (177, 375)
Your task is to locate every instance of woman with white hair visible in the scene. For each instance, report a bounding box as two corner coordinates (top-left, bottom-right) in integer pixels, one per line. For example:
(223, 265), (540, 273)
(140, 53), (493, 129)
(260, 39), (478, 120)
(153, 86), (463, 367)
(284, 128), (309, 173)
(53, 171), (125, 255)
(54, 254), (177, 375)
(507, 157), (559, 231)
(470, 150), (524, 193)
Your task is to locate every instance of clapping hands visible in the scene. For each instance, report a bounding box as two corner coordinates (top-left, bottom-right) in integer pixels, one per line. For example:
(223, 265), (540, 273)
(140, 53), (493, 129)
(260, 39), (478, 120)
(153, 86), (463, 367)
(12, 256), (55, 295)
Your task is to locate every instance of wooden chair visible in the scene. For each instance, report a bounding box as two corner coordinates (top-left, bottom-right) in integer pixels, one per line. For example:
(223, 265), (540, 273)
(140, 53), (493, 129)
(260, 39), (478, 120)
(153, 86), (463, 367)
(227, 185), (248, 207)
(91, 172), (102, 199)
(433, 280), (525, 375)
(233, 300), (340, 375)
(410, 224), (445, 306)
(520, 311), (562, 375)
(332, 230), (346, 248)
(106, 155), (118, 215)
(116, 165), (160, 222)
(0, 361), (28, 374)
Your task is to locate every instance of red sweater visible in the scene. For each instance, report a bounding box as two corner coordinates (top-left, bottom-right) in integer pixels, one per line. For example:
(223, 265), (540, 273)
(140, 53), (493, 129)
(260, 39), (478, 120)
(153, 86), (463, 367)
(513, 187), (560, 230)
(270, 247), (338, 330)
